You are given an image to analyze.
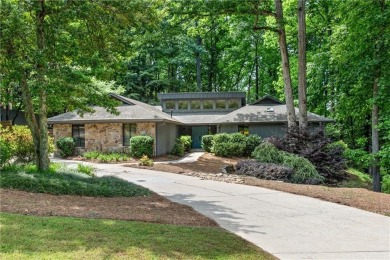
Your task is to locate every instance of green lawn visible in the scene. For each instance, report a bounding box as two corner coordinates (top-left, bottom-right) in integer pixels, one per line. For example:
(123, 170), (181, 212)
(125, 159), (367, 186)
(0, 212), (273, 260)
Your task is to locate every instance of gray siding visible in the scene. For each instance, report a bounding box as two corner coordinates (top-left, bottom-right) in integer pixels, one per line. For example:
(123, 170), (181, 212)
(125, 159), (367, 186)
(220, 124), (238, 133)
(156, 123), (179, 155)
(249, 124), (285, 138)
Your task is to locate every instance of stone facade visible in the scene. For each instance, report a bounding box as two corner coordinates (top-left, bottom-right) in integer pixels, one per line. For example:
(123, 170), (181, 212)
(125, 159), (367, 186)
(53, 124), (72, 141)
(52, 122), (157, 155)
(85, 123), (122, 152)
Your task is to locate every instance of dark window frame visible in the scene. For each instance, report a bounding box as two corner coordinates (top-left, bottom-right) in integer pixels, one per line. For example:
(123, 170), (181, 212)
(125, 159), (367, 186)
(72, 124), (85, 148)
(238, 125), (249, 135)
(123, 123), (137, 146)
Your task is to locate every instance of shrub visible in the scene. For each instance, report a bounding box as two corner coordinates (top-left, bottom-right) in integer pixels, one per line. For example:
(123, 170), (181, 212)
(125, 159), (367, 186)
(268, 126), (347, 184)
(201, 135), (214, 152)
(213, 133), (231, 144)
(130, 136), (154, 158)
(252, 142), (323, 184)
(56, 137), (75, 158)
(0, 125), (37, 162)
(180, 135), (192, 152)
(171, 138), (185, 157)
(0, 169), (151, 197)
(213, 142), (245, 157)
(77, 164), (95, 177)
(139, 155), (154, 166)
(382, 174), (390, 194)
(251, 142), (284, 163)
(236, 160), (292, 181)
(244, 135), (262, 157)
(0, 138), (13, 168)
(83, 151), (100, 160)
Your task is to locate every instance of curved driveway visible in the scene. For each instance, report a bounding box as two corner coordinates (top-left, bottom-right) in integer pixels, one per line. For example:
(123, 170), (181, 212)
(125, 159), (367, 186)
(56, 159), (390, 259)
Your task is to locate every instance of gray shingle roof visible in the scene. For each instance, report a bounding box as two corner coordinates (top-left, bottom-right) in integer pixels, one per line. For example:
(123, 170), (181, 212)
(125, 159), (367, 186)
(172, 112), (229, 125)
(214, 104), (333, 124)
(48, 94), (179, 124)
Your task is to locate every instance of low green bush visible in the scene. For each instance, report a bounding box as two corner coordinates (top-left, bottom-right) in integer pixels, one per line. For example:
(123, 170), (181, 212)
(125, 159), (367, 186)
(343, 148), (371, 171)
(213, 142), (245, 157)
(0, 138), (12, 168)
(201, 135), (214, 152)
(180, 135), (192, 152)
(130, 136), (154, 158)
(252, 142), (284, 163)
(83, 151), (131, 162)
(252, 142), (323, 184)
(56, 137), (75, 158)
(244, 135), (262, 157)
(0, 166), (151, 197)
(171, 138), (185, 157)
(213, 133), (231, 144)
(83, 151), (100, 160)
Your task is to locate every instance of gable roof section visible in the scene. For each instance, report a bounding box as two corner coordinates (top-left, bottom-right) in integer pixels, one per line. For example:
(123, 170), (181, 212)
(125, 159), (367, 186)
(251, 95), (284, 105)
(48, 93), (180, 124)
(214, 104), (333, 124)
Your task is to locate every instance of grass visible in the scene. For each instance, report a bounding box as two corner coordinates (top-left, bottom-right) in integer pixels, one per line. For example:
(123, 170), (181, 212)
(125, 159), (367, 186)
(0, 213), (273, 260)
(0, 163), (151, 197)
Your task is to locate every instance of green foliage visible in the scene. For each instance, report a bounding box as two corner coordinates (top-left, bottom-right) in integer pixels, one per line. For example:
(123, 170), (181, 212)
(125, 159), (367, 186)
(340, 168), (372, 189)
(83, 151), (100, 160)
(77, 164), (95, 177)
(0, 138), (12, 168)
(381, 174), (390, 194)
(252, 142), (323, 184)
(213, 142), (245, 158)
(56, 137), (76, 158)
(170, 138), (185, 157)
(252, 142), (284, 163)
(139, 155), (154, 166)
(130, 136), (154, 158)
(82, 151), (131, 163)
(244, 135), (262, 157)
(201, 135), (214, 152)
(0, 165), (151, 197)
(213, 133), (231, 144)
(343, 148), (371, 171)
(179, 135), (192, 152)
(0, 126), (38, 162)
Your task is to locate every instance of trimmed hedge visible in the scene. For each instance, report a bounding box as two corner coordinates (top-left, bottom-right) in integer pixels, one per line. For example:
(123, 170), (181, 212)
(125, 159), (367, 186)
(201, 135), (214, 152)
(212, 133), (262, 158)
(171, 138), (185, 157)
(180, 135), (192, 152)
(130, 136), (154, 158)
(56, 137), (76, 158)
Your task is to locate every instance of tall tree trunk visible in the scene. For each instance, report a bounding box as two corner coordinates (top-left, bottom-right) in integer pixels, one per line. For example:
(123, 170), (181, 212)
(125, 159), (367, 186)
(195, 20), (202, 91)
(255, 36), (259, 100)
(297, 0), (308, 132)
(35, 0), (49, 171)
(275, 0), (297, 129)
(372, 76), (380, 192)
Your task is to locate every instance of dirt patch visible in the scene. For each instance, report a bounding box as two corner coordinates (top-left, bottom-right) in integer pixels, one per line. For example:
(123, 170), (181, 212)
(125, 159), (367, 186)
(128, 153), (390, 216)
(0, 189), (218, 227)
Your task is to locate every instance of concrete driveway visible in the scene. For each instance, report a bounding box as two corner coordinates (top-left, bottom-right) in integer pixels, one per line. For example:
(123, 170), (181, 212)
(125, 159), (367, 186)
(55, 159), (390, 259)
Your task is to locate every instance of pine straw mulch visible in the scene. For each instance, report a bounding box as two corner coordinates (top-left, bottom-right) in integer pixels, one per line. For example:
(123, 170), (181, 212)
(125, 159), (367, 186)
(0, 189), (218, 227)
(129, 153), (390, 216)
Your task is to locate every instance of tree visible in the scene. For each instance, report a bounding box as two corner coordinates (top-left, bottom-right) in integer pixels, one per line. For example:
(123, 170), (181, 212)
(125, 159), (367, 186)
(275, 0), (296, 129)
(297, 0), (308, 132)
(0, 0), (159, 170)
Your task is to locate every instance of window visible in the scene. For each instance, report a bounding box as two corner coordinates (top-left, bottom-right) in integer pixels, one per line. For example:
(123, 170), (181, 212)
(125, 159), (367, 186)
(72, 124), (85, 147)
(191, 100), (201, 110)
(165, 101), (175, 110)
(203, 100), (213, 109)
(216, 100), (226, 109)
(227, 99), (239, 109)
(123, 123), (137, 146)
(238, 125), (249, 135)
(178, 100), (189, 110)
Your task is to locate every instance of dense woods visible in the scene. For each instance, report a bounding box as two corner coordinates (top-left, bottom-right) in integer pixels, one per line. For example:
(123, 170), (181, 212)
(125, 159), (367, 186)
(1, 0), (389, 191)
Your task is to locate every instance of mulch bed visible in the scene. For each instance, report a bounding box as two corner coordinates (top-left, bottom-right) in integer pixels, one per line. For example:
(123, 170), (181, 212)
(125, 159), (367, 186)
(0, 189), (218, 227)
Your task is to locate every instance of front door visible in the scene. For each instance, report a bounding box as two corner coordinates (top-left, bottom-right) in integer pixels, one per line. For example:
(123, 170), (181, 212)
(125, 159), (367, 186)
(191, 126), (209, 149)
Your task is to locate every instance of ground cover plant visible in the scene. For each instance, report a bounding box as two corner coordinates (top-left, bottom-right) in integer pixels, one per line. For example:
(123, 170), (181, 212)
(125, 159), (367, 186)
(82, 151), (132, 163)
(0, 163), (150, 197)
(251, 142), (324, 184)
(0, 213), (273, 260)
